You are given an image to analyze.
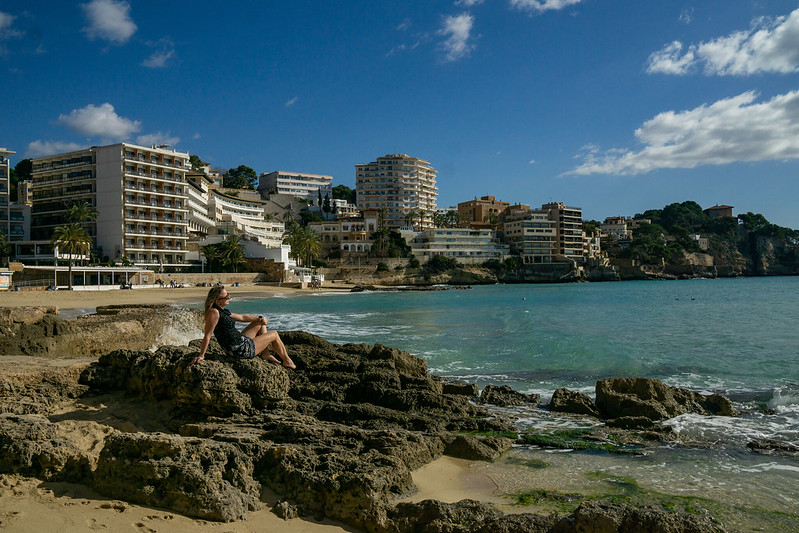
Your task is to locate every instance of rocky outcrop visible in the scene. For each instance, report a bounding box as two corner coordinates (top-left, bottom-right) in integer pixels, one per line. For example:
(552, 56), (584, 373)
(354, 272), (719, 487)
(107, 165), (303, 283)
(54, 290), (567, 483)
(386, 499), (726, 533)
(595, 378), (737, 426)
(548, 388), (600, 417)
(0, 328), (732, 531)
(0, 305), (203, 357)
(479, 384), (540, 407)
(94, 432), (260, 522)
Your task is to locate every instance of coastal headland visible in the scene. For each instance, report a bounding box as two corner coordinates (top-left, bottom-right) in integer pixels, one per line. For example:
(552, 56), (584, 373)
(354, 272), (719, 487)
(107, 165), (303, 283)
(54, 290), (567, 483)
(6, 300), (790, 531)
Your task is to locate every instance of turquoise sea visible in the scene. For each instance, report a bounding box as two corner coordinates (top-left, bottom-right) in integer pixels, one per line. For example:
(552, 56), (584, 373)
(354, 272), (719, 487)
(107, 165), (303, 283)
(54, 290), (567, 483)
(230, 277), (799, 525)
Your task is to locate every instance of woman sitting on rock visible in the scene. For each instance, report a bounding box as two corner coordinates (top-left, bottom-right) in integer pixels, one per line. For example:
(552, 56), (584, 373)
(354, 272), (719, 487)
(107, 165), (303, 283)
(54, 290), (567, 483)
(190, 285), (296, 368)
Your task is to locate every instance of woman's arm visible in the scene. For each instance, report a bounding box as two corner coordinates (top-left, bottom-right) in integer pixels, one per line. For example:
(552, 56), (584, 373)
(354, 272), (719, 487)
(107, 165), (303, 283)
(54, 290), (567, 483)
(229, 312), (265, 324)
(190, 309), (219, 365)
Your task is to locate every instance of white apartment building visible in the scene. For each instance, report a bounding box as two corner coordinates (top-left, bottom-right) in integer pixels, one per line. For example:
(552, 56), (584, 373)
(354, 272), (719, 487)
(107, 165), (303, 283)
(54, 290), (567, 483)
(600, 216), (634, 241)
(31, 143), (190, 267)
(258, 171), (333, 202)
(1, 148), (14, 240)
(503, 212), (557, 264)
(541, 202), (584, 262)
(355, 154), (438, 229)
(405, 228), (509, 264)
(210, 190), (284, 248)
(186, 174), (284, 248)
(308, 211), (379, 253)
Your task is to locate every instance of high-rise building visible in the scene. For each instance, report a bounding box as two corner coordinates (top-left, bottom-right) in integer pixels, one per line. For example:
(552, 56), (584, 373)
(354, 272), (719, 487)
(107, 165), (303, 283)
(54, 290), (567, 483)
(541, 202), (584, 261)
(1, 148), (14, 239)
(31, 143), (190, 267)
(355, 154), (437, 229)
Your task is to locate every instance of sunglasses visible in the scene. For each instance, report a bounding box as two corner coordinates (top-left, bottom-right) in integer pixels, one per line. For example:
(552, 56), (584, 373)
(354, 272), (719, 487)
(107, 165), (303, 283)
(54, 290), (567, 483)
(217, 294), (231, 301)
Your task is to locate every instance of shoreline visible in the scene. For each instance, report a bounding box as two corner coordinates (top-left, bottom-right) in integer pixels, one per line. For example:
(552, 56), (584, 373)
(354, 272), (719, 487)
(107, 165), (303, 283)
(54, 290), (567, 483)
(0, 283), (359, 311)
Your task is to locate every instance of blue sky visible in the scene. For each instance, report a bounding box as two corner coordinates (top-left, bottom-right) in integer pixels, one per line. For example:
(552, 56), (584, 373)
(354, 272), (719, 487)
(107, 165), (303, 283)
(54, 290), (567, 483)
(3, 1), (799, 227)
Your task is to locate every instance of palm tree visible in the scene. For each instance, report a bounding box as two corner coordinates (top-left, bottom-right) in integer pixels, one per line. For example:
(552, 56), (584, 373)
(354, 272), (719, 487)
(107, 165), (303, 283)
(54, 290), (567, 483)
(217, 235), (246, 273)
(51, 224), (92, 289)
(483, 211), (499, 229)
(377, 207), (388, 230)
(66, 200), (99, 224)
(300, 226), (321, 267)
(283, 221), (303, 265)
(201, 244), (221, 272)
(404, 211), (418, 229)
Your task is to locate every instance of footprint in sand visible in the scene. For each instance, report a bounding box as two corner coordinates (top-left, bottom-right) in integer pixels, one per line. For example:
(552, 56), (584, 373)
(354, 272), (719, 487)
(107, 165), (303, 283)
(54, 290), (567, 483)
(0, 510), (22, 528)
(86, 518), (108, 530)
(134, 522), (156, 533)
(99, 501), (127, 512)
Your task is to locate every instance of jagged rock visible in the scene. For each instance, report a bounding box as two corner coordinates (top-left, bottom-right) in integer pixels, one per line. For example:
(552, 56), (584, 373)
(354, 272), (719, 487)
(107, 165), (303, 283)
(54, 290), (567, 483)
(272, 500), (299, 519)
(561, 500), (726, 533)
(0, 414), (101, 483)
(93, 432), (260, 522)
(595, 378), (737, 424)
(385, 499), (725, 533)
(0, 306), (59, 336)
(747, 439), (799, 456)
(440, 379), (479, 397)
(79, 343), (290, 415)
(441, 433), (513, 461)
(0, 305), (203, 356)
(548, 388), (600, 417)
(479, 384), (540, 407)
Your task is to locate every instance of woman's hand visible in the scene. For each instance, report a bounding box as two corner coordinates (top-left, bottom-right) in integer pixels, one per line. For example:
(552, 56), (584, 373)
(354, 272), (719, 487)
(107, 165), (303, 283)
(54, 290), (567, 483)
(189, 354), (205, 366)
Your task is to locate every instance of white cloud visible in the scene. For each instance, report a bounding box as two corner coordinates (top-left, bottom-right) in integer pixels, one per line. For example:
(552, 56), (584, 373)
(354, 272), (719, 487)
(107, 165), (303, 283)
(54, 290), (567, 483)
(510, 0), (582, 14)
(679, 8), (694, 25)
(528, 159), (536, 164)
(396, 18), (411, 31)
(0, 11), (21, 38)
(0, 10), (22, 54)
(57, 103), (141, 139)
(141, 38), (175, 68)
(568, 90), (799, 175)
(285, 96), (298, 108)
(193, 132), (201, 140)
(136, 132), (180, 147)
(438, 13), (475, 62)
(455, 0), (483, 6)
(647, 8), (799, 75)
(26, 140), (87, 158)
(81, 0), (137, 45)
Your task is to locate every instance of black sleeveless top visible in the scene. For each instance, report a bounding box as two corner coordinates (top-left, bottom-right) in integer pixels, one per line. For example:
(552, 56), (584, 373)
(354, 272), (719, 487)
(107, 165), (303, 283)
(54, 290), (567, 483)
(212, 304), (242, 351)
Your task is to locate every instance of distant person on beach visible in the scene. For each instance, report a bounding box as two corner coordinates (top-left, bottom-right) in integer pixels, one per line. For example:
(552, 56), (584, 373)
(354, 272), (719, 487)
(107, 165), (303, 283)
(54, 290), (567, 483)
(189, 285), (296, 368)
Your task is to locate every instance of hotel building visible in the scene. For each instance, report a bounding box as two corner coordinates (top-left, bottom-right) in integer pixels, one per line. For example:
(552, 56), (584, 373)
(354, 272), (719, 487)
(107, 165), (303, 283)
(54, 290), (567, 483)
(406, 228), (509, 263)
(258, 171), (333, 202)
(355, 154), (438, 229)
(31, 143), (190, 268)
(308, 210), (379, 254)
(541, 202), (584, 262)
(502, 211), (558, 263)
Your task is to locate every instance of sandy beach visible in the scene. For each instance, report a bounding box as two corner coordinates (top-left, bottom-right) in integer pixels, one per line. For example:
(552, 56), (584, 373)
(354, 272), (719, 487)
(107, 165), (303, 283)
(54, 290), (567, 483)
(0, 284), (342, 311)
(0, 458), (499, 533)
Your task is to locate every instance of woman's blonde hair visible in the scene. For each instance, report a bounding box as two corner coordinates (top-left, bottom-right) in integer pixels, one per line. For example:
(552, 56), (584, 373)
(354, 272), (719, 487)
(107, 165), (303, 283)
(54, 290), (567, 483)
(204, 285), (226, 314)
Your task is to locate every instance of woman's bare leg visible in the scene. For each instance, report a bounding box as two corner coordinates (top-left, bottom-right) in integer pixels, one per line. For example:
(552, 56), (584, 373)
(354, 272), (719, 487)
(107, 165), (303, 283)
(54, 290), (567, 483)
(252, 330), (295, 368)
(243, 322), (281, 364)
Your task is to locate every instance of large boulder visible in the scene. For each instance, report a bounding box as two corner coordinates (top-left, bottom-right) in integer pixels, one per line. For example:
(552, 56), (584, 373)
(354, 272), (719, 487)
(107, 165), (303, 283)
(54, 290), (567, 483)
(548, 388), (600, 417)
(479, 384), (540, 407)
(79, 343), (290, 415)
(0, 413), (108, 483)
(595, 378), (737, 424)
(93, 432), (260, 522)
